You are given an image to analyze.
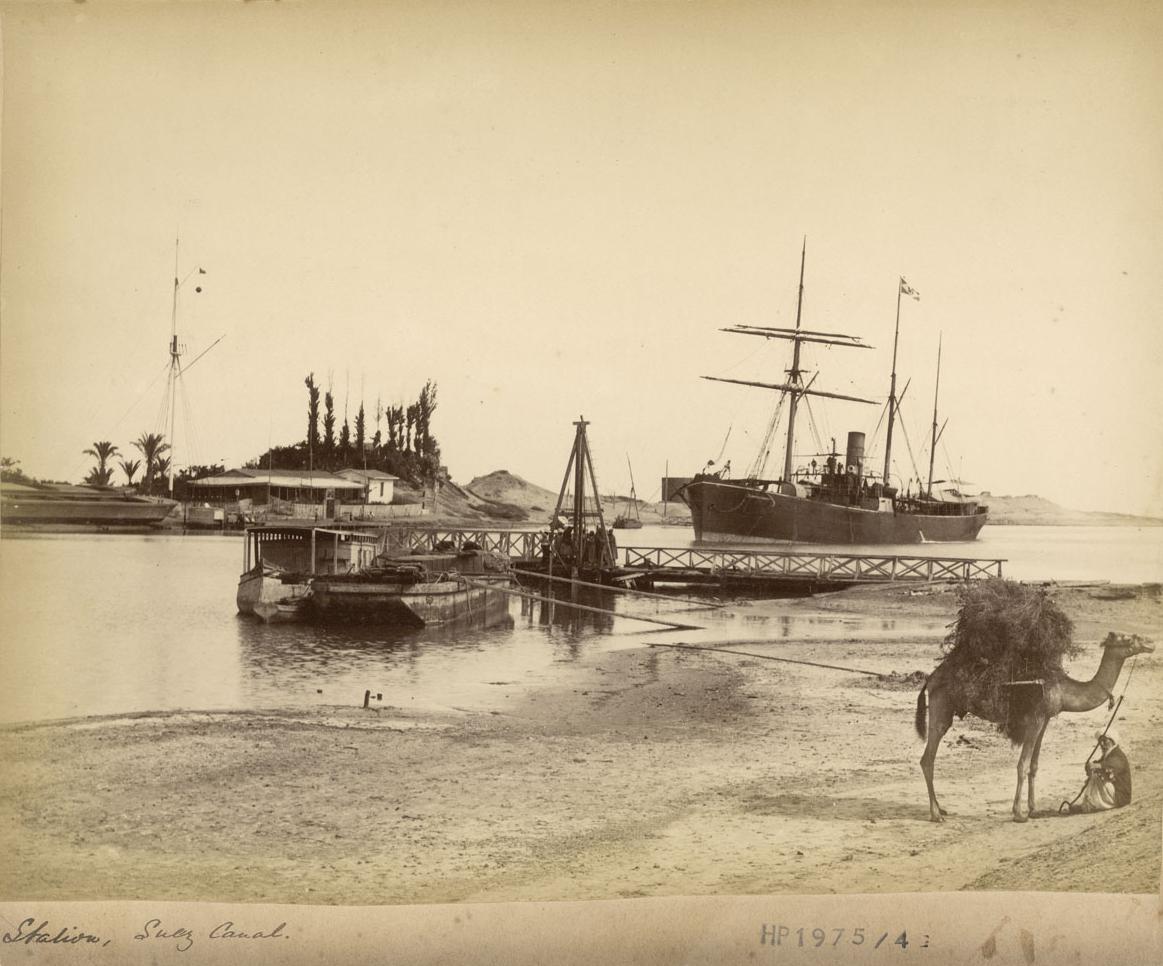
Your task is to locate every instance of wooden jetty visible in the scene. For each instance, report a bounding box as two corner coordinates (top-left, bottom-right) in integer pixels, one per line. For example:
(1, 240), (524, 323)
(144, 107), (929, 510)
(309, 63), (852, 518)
(386, 527), (1004, 593)
(620, 546), (1004, 592)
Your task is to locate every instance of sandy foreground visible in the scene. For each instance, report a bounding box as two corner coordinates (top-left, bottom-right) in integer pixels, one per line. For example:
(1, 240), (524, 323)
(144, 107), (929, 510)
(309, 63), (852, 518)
(1, 583), (1160, 904)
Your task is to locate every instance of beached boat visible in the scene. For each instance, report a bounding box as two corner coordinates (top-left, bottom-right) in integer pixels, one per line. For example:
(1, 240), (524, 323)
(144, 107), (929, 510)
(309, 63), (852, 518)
(1, 482), (175, 527)
(680, 244), (988, 545)
(236, 526), (512, 625)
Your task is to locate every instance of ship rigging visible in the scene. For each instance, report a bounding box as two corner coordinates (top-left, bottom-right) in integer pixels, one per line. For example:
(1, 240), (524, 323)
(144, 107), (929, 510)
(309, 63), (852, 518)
(680, 242), (988, 545)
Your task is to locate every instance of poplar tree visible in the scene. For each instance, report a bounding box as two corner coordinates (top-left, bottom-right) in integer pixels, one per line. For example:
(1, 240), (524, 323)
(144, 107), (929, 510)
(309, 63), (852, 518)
(304, 373), (321, 457)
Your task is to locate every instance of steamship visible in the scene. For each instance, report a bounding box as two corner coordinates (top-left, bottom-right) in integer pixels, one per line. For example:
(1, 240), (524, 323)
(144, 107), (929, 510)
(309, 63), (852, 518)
(679, 245), (988, 545)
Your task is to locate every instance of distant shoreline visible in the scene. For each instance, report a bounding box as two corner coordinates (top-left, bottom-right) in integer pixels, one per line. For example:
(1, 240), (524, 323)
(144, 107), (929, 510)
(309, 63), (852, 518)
(4, 469), (1162, 534)
(2, 517), (1161, 538)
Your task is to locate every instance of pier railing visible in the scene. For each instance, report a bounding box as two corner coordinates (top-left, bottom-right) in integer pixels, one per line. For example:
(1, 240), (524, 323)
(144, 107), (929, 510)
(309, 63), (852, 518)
(621, 547), (1004, 583)
(393, 527), (544, 560)
(385, 528), (1004, 583)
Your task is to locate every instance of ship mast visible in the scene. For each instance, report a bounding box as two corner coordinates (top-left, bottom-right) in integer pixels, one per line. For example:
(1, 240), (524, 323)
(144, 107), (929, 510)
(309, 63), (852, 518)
(926, 332), (946, 497)
(166, 239), (183, 496)
(162, 238), (212, 495)
(883, 278), (902, 490)
(883, 276), (919, 489)
(704, 240), (876, 480)
(781, 239), (808, 482)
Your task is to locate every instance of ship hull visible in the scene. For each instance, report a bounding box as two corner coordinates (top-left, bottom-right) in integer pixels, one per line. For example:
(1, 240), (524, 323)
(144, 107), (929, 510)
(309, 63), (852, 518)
(683, 479), (987, 545)
(1, 497), (174, 526)
(236, 570), (312, 622)
(307, 576), (511, 626)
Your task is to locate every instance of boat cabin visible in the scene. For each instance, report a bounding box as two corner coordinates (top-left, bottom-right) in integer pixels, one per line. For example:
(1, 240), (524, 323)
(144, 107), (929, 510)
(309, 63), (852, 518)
(242, 526), (383, 576)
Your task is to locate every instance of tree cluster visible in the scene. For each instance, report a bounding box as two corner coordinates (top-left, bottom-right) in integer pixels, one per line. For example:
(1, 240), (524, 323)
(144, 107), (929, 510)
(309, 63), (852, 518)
(0, 457), (35, 485)
(245, 375), (441, 485)
(75, 433), (173, 493)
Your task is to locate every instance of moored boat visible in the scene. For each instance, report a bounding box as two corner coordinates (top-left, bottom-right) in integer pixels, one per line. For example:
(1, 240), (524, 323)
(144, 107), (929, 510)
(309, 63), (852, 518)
(307, 550), (512, 625)
(236, 526), (513, 625)
(236, 526), (384, 622)
(1, 482), (175, 527)
(681, 243), (988, 545)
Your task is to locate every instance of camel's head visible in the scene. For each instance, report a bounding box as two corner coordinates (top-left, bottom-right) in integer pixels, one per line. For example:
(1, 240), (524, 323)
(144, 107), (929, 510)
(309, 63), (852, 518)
(1100, 632), (1155, 657)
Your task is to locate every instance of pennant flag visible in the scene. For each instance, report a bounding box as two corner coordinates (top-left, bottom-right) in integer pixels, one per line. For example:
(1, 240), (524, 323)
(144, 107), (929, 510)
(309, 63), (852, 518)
(900, 278), (920, 301)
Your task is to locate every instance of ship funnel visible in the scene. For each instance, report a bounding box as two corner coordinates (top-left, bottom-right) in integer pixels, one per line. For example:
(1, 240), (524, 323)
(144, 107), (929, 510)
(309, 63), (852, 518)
(845, 431), (865, 474)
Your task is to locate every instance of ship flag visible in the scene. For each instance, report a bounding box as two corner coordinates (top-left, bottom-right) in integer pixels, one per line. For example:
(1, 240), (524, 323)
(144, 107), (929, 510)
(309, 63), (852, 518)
(900, 278), (920, 301)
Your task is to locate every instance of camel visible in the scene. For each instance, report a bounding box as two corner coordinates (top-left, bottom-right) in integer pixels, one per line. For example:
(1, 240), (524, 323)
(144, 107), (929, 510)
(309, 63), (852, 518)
(915, 632), (1154, 823)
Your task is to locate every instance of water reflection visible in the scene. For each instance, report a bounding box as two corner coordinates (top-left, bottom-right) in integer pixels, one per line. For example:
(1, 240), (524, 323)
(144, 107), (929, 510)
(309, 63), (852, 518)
(230, 580), (654, 713)
(234, 603), (525, 711)
(515, 582), (617, 636)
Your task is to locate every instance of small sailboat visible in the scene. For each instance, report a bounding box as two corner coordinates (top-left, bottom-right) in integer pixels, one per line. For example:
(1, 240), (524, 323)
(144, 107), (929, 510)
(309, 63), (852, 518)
(612, 455), (643, 530)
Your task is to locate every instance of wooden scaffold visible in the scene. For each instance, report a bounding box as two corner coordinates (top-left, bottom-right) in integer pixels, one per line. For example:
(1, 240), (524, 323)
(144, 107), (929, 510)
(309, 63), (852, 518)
(541, 416), (618, 582)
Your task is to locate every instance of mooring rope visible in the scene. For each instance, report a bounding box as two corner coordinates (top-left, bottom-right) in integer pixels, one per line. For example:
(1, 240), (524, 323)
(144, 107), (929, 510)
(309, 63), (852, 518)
(459, 578), (704, 631)
(515, 568), (727, 609)
(647, 640), (883, 677)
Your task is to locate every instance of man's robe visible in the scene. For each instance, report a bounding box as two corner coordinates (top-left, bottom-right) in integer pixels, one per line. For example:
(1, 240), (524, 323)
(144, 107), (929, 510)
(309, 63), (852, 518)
(1077, 744), (1131, 812)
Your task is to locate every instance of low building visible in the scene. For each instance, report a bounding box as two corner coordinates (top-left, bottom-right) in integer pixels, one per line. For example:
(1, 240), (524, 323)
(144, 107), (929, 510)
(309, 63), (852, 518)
(335, 468), (399, 505)
(186, 469), (365, 507)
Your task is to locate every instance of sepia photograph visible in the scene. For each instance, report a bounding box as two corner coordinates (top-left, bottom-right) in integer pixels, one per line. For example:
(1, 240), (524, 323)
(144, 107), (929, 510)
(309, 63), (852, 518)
(1, 1), (1160, 963)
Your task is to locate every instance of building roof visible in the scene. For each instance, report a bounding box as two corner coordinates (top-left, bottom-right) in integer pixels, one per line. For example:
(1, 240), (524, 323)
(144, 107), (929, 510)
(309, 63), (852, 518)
(191, 469), (364, 491)
(335, 468), (399, 482)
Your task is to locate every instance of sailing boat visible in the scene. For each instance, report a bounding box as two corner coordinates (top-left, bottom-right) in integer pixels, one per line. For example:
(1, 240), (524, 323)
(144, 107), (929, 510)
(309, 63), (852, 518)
(679, 243), (988, 544)
(612, 455), (643, 529)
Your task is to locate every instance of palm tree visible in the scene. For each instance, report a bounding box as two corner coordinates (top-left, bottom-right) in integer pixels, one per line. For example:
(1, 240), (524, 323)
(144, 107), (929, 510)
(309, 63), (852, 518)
(133, 432), (170, 495)
(83, 441), (119, 487)
(120, 458), (142, 487)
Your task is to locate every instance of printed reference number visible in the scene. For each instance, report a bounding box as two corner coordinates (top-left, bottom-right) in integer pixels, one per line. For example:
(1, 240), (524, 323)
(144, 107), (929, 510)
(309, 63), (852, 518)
(759, 926), (929, 950)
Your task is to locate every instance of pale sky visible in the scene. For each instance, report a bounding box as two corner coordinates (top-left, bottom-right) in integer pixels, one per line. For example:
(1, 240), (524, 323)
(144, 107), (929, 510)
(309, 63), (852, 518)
(2, 1), (1161, 516)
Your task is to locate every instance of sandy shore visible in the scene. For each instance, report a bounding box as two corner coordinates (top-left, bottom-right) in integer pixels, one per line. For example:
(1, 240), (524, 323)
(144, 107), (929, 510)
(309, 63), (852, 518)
(1, 583), (1160, 903)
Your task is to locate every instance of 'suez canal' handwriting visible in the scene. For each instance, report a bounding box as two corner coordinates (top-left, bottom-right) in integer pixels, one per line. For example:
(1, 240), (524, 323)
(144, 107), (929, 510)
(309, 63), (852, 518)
(2, 917), (290, 953)
(135, 918), (290, 952)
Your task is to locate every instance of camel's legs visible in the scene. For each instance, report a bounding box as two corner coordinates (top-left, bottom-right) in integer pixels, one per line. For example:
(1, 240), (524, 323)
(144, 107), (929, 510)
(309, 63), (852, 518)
(920, 686), (955, 823)
(1027, 717), (1050, 816)
(1012, 724), (1041, 822)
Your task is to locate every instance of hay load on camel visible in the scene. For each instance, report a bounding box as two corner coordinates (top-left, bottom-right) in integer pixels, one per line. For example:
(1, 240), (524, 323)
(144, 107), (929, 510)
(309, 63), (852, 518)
(940, 578), (1078, 742)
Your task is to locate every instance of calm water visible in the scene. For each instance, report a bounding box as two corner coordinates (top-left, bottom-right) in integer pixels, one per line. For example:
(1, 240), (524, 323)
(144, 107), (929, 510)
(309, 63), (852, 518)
(0, 525), (1158, 724)
(678, 523), (1163, 584)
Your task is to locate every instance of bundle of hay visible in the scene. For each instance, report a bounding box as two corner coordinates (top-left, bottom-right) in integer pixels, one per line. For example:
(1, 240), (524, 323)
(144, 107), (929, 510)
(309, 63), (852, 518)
(941, 579), (1078, 741)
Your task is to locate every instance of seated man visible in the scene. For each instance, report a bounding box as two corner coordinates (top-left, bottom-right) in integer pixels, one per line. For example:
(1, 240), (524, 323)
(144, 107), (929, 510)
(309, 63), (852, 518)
(1070, 731), (1132, 813)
